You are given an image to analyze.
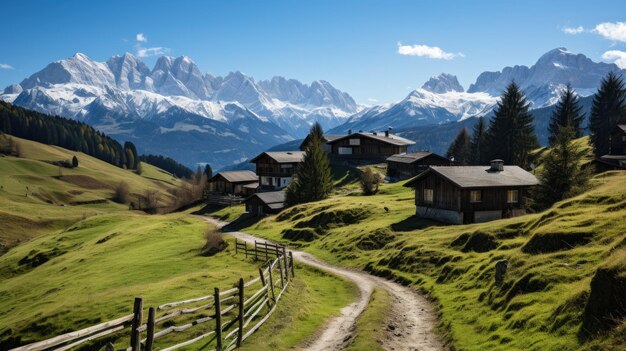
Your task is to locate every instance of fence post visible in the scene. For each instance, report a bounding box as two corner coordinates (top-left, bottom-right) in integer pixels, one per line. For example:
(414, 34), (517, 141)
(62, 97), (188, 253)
(214, 287), (222, 351)
(277, 259), (285, 289)
(259, 267), (271, 309)
(267, 261), (276, 304)
(237, 278), (244, 347)
(145, 307), (155, 351)
(289, 251), (295, 278)
(282, 247), (289, 281)
(254, 240), (258, 261)
(235, 238), (238, 255)
(130, 297), (143, 351)
(264, 242), (268, 261)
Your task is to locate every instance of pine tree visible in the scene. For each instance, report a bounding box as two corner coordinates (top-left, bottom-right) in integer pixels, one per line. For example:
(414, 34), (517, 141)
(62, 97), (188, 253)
(548, 84), (585, 145)
(285, 124), (333, 206)
(534, 126), (591, 208)
(485, 82), (538, 168)
(71, 155), (79, 168)
(589, 72), (626, 157)
(204, 164), (213, 179)
(470, 117), (487, 165)
(447, 128), (471, 165)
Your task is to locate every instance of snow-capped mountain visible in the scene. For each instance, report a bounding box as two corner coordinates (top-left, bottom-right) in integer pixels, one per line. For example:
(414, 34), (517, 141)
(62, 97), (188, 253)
(330, 48), (625, 135)
(467, 47), (625, 107)
(1, 52), (357, 168)
(421, 73), (464, 93)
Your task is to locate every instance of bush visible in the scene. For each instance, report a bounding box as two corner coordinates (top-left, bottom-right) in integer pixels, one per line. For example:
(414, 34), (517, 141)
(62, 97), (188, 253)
(113, 182), (130, 204)
(140, 189), (160, 213)
(200, 230), (227, 256)
(71, 155), (79, 168)
(360, 167), (382, 195)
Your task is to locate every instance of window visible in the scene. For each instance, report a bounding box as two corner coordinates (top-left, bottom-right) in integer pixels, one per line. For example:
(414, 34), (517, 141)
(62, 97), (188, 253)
(507, 190), (519, 203)
(424, 188), (434, 204)
(349, 138), (360, 146)
(470, 190), (482, 203)
(338, 147), (352, 155)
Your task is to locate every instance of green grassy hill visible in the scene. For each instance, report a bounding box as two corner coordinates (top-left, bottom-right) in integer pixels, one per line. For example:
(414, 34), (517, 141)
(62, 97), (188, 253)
(0, 135), (183, 248)
(217, 168), (626, 350)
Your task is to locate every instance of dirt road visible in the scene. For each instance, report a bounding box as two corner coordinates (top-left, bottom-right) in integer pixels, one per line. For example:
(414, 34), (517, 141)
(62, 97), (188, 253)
(201, 216), (445, 351)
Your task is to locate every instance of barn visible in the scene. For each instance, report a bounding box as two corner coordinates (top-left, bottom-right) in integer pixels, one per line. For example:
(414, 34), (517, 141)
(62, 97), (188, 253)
(325, 129), (415, 162)
(250, 151), (305, 191)
(404, 160), (539, 224)
(208, 171), (258, 196)
(386, 152), (451, 180)
(244, 191), (286, 215)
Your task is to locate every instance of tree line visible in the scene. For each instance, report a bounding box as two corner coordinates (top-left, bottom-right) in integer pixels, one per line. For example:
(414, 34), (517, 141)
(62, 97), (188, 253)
(139, 154), (196, 179)
(0, 101), (139, 169)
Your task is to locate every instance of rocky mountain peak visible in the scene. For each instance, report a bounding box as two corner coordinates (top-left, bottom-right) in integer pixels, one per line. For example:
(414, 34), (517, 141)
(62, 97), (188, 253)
(421, 73), (464, 93)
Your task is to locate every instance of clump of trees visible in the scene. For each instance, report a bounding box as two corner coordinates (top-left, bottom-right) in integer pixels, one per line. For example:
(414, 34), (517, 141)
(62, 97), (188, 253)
(286, 123), (333, 206)
(0, 101), (139, 169)
(360, 167), (382, 195)
(0, 132), (20, 156)
(139, 154), (195, 178)
(172, 166), (208, 209)
(447, 127), (471, 165)
(114, 181), (130, 204)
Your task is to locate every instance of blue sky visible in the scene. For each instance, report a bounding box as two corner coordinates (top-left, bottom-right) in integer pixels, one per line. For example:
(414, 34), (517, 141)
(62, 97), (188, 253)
(0, 0), (625, 104)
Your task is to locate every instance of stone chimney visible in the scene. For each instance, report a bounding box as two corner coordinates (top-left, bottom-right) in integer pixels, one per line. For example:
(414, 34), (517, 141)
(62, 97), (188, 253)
(385, 127), (392, 137)
(490, 159), (504, 172)
(348, 129), (352, 135)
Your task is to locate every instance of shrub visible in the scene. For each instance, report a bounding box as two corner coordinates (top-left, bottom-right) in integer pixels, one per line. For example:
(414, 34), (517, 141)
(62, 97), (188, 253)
(200, 230), (227, 256)
(140, 189), (160, 213)
(71, 155), (79, 168)
(360, 167), (382, 195)
(113, 182), (130, 204)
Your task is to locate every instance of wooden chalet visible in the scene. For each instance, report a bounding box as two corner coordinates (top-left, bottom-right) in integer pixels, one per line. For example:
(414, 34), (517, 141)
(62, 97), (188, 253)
(250, 151), (305, 191)
(208, 170), (258, 196)
(299, 134), (342, 152)
(244, 191), (286, 215)
(386, 152), (451, 180)
(404, 160), (539, 224)
(326, 129), (415, 162)
(595, 124), (626, 171)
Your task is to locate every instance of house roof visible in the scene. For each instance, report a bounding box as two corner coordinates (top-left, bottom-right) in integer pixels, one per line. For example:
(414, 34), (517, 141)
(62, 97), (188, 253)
(250, 151), (305, 164)
(615, 124), (626, 133)
(601, 154), (626, 160)
(246, 191), (286, 208)
(299, 134), (343, 150)
(386, 152), (448, 164)
(404, 165), (539, 188)
(243, 182), (259, 189)
(327, 132), (415, 147)
(210, 170), (258, 183)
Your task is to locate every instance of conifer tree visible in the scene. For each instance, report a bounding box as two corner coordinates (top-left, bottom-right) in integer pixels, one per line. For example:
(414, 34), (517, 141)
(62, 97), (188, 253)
(286, 122), (333, 206)
(470, 117), (487, 165)
(548, 84), (585, 145)
(204, 164), (213, 179)
(589, 72), (626, 157)
(485, 82), (538, 168)
(534, 126), (591, 208)
(71, 155), (79, 168)
(447, 128), (471, 165)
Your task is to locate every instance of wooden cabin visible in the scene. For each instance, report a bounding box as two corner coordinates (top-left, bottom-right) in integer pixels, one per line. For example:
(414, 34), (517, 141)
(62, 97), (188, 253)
(386, 152), (451, 180)
(404, 160), (538, 224)
(208, 171), (258, 196)
(250, 151), (305, 191)
(609, 124), (626, 155)
(326, 129), (415, 162)
(244, 191), (286, 215)
(299, 134), (342, 153)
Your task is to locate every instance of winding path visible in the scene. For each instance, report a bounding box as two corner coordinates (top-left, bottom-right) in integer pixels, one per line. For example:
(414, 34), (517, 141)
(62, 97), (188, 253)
(201, 216), (445, 351)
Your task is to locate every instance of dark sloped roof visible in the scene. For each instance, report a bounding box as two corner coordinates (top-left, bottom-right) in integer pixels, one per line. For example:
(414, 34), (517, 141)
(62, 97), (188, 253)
(242, 182), (259, 189)
(211, 170), (258, 183)
(405, 166), (539, 188)
(246, 191), (286, 206)
(327, 132), (415, 146)
(615, 124), (626, 133)
(601, 154), (626, 160)
(299, 134), (343, 150)
(250, 151), (305, 163)
(386, 152), (448, 164)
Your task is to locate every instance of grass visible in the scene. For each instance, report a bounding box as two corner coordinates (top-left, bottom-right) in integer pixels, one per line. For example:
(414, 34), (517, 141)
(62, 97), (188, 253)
(225, 168), (626, 351)
(345, 288), (390, 351)
(0, 136), (182, 247)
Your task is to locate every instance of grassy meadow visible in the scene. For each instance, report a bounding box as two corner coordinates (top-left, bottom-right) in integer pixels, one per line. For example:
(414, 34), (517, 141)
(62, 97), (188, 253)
(214, 167), (626, 350)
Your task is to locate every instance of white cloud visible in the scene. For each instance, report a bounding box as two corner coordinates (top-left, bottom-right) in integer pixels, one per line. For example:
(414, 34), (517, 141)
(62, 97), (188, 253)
(594, 22), (626, 42)
(601, 50), (626, 68)
(136, 33), (147, 42)
(0, 63), (14, 70)
(137, 46), (168, 57)
(562, 26), (584, 35)
(367, 98), (378, 103)
(397, 42), (462, 60)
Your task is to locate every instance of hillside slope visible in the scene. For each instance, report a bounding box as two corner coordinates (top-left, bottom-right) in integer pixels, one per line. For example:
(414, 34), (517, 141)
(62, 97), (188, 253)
(228, 170), (626, 350)
(0, 135), (181, 248)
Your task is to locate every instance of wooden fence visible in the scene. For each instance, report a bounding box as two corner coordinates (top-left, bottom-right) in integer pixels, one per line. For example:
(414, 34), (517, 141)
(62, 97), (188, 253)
(9, 241), (294, 351)
(206, 194), (245, 207)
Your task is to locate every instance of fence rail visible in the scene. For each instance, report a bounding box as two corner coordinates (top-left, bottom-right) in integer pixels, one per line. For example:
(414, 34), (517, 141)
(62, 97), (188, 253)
(9, 240), (294, 351)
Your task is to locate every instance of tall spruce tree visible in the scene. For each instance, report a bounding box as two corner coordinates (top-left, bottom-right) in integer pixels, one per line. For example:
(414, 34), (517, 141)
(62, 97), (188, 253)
(548, 84), (585, 145)
(447, 128), (471, 165)
(204, 164), (213, 179)
(285, 122), (333, 206)
(485, 82), (538, 168)
(534, 126), (591, 208)
(589, 72), (626, 157)
(470, 117), (487, 165)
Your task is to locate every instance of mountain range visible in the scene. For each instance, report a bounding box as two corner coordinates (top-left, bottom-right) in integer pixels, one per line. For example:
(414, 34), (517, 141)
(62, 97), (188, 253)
(1, 47), (624, 169)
